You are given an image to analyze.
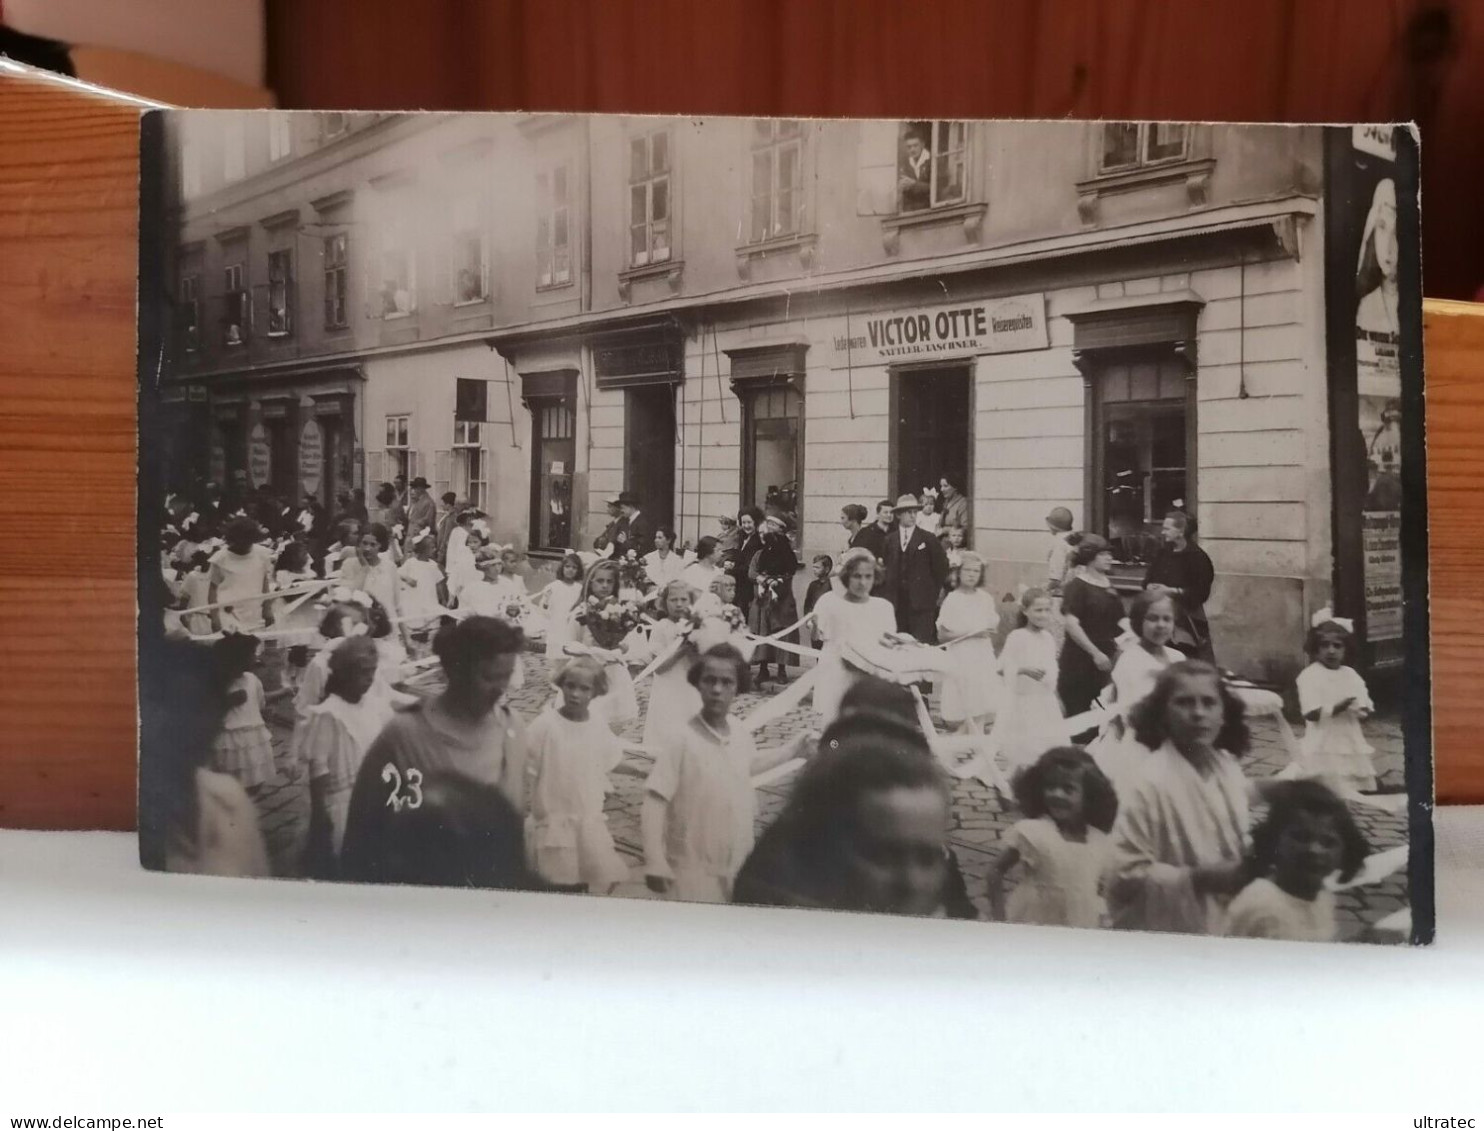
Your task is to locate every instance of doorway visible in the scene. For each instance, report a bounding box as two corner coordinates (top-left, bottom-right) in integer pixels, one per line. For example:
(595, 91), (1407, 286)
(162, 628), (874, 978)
(891, 363), (972, 512)
(625, 384), (676, 533)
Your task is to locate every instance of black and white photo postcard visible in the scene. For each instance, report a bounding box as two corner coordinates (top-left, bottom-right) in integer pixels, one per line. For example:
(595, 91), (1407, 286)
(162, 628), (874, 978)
(136, 111), (1432, 945)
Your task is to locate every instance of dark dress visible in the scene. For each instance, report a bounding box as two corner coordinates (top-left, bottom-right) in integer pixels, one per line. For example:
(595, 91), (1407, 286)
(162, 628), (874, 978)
(747, 533), (801, 666)
(850, 522), (891, 596)
(1057, 573), (1127, 717)
(729, 532), (765, 617)
(1143, 543), (1216, 662)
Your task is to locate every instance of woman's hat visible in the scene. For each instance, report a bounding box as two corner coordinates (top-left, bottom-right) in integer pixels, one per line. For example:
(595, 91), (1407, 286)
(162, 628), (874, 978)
(763, 513), (792, 532)
(892, 493), (922, 512)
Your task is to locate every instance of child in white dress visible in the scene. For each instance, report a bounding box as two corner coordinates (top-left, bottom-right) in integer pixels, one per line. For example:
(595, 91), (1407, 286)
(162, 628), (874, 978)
(1295, 612), (1377, 793)
(524, 656), (630, 892)
(990, 588), (1065, 774)
(680, 536), (723, 598)
(570, 559), (639, 733)
(397, 530), (447, 637)
(641, 580), (704, 752)
(936, 551), (1003, 734)
(643, 526), (690, 591)
(812, 548), (899, 728)
(178, 550), (214, 636)
(1225, 779), (1370, 942)
(986, 746), (1117, 927)
(1090, 590), (1184, 795)
(207, 518), (274, 633)
(442, 510), (482, 602)
(208, 633), (275, 793)
(539, 552), (586, 660)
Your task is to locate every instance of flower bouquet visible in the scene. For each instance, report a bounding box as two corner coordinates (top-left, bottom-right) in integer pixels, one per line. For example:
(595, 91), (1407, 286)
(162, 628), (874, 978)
(617, 549), (650, 597)
(574, 594), (643, 650)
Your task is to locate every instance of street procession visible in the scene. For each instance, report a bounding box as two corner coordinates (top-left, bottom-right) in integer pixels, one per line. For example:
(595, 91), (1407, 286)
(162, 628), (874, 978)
(138, 111), (1416, 942)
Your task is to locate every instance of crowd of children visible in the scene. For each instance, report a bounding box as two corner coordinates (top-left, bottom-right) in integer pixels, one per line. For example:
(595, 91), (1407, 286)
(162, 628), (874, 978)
(150, 480), (1398, 944)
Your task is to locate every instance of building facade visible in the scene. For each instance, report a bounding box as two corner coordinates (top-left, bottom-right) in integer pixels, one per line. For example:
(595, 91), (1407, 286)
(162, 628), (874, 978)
(164, 113), (1335, 683)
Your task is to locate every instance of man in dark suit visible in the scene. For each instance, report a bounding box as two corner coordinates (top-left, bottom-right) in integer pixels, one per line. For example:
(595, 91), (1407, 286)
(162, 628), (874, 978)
(852, 499), (895, 596)
(610, 491), (650, 561)
(883, 493), (949, 643)
(592, 496), (622, 556)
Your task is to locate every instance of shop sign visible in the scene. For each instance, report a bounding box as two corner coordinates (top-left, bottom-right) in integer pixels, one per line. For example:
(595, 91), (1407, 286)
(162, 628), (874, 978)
(299, 418), (324, 498)
(248, 422), (271, 488)
(831, 293), (1048, 365)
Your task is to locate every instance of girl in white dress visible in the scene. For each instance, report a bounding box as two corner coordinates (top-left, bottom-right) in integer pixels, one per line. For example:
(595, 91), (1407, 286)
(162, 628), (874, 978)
(524, 656), (630, 892)
(570, 558), (639, 733)
(177, 550), (214, 636)
(207, 517), (274, 633)
(917, 489), (942, 537)
(641, 580), (703, 752)
(643, 526), (690, 592)
(680, 535), (722, 598)
(986, 746), (1117, 927)
(208, 632), (275, 793)
(1295, 612), (1377, 793)
(990, 588), (1065, 774)
(397, 529), (447, 637)
(337, 525), (406, 644)
(539, 552), (586, 660)
(812, 548), (899, 728)
(442, 510), (483, 603)
(1090, 590), (1184, 795)
(936, 551), (1003, 734)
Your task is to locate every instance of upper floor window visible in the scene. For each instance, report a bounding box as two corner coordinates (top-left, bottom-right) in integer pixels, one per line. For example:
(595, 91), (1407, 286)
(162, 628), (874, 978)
(179, 274), (200, 352)
(628, 129), (671, 267)
(1100, 123), (1189, 173)
(268, 114), (292, 162)
(223, 117), (246, 183)
(379, 214), (416, 318)
(266, 249), (293, 336)
(749, 119), (804, 242)
(451, 196), (488, 304)
(223, 261), (248, 345)
(322, 113), (348, 141)
(536, 163), (572, 288)
(898, 120), (967, 212)
(323, 233), (349, 329)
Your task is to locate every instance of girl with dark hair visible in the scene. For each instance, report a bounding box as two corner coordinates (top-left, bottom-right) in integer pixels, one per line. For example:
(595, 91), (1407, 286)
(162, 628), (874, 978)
(1057, 533), (1126, 726)
(139, 637), (270, 878)
(986, 747), (1116, 927)
(1090, 589), (1185, 795)
(1143, 509), (1216, 662)
(207, 516), (274, 633)
(207, 633), (275, 795)
(1106, 660), (1256, 935)
(339, 524), (405, 640)
(681, 535), (722, 596)
(341, 616), (530, 880)
(1225, 779), (1369, 942)
(733, 705), (959, 918)
(729, 506), (766, 617)
(644, 525), (688, 589)
(537, 552), (586, 660)
(1295, 613), (1377, 793)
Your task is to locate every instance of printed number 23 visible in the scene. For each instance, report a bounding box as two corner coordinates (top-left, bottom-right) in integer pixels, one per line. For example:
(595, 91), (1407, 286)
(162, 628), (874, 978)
(382, 765), (424, 811)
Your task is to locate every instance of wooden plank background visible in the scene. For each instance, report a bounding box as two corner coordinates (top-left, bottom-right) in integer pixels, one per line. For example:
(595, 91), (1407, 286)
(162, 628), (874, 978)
(3, 0), (1483, 828)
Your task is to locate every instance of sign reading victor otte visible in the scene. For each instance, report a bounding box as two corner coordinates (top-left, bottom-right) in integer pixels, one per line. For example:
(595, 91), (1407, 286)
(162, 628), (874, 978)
(832, 293), (1049, 366)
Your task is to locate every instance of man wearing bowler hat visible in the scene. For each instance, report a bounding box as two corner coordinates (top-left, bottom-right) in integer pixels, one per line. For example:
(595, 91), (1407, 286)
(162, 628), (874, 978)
(402, 475), (437, 553)
(883, 492), (949, 643)
(610, 491), (649, 561)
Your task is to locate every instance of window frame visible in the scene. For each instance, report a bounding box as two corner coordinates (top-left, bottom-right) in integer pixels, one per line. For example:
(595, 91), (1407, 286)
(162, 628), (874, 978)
(323, 233), (349, 330)
(535, 162), (573, 289)
(450, 196), (489, 306)
(378, 215), (417, 319)
(452, 420), (487, 511)
(223, 260), (248, 346)
(897, 120), (970, 214)
(266, 248), (293, 337)
(739, 380), (805, 523)
(627, 128), (673, 268)
(1098, 122), (1191, 175)
(384, 414), (413, 482)
(528, 394), (578, 552)
(748, 119), (804, 243)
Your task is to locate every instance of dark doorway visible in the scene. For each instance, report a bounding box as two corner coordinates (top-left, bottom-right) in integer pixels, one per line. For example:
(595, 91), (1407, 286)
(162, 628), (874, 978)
(625, 384), (676, 533)
(891, 364), (972, 513)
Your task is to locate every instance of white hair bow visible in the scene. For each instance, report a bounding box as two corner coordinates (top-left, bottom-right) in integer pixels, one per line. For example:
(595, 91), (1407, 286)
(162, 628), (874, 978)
(1311, 607), (1356, 634)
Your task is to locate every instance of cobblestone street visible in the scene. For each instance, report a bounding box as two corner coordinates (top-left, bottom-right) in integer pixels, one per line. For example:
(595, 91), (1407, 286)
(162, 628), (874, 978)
(251, 644), (1410, 936)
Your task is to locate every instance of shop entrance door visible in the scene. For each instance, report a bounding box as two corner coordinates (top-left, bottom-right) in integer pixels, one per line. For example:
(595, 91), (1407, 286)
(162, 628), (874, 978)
(625, 384), (676, 533)
(891, 364), (972, 515)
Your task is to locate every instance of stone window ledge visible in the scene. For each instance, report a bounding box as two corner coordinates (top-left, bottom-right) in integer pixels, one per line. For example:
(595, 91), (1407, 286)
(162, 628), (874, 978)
(617, 259), (683, 300)
(1076, 158), (1216, 225)
(734, 232), (817, 279)
(879, 200), (987, 254)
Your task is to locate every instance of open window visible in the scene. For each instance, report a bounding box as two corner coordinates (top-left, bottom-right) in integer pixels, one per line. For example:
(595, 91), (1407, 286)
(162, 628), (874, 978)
(897, 120), (967, 213)
(267, 249), (293, 337)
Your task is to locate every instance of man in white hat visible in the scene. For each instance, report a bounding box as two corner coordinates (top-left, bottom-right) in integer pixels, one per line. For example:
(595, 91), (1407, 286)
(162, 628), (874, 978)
(883, 492), (949, 644)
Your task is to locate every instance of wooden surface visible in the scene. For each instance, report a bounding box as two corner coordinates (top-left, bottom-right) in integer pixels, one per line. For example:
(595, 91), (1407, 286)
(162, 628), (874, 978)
(0, 62), (1481, 830)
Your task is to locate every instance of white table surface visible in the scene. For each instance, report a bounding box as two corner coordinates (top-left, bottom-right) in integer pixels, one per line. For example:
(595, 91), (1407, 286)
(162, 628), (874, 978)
(3, 808), (1481, 1112)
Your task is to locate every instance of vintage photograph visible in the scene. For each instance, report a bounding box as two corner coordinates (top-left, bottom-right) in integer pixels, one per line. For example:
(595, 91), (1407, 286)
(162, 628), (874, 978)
(136, 111), (1430, 944)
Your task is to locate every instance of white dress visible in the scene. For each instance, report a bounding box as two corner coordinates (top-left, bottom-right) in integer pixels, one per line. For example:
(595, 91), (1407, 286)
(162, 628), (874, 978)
(641, 617), (702, 751)
(811, 591), (899, 726)
(1296, 663), (1377, 792)
(680, 561), (721, 596)
(540, 580), (583, 659)
(1090, 642), (1184, 794)
(458, 573), (525, 618)
(397, 557), (446, 631)
(917, 511), (942, 536)
(644, 550), (690, 590)
(295, 692), (395, 854)
(443, 526), (479, 601)
(209, 672), (275, 790)
(208, 545), (273, 631)
(990, 626), (1064, 773)
(573, 618), (639, 732)
(936, 589), (1003, 724)
(271, 568), (320, 642)
(179, 570), (213, 636)
(524, 709), (629, 888)
(1224, 876), (1338, 942)
(1002, 816), (1111, 928)
(338, 554), (402, 622)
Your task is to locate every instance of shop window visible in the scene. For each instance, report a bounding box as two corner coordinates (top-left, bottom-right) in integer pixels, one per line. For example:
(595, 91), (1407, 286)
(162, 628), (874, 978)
(385, 415), (414, 482)
(897, 120), (967, 213)
(749, 119), (803, 242)
(1100, 122), (1189, 173)
(379, 218), (416, 318)
(452, 419), (487, 511)
(530, 397), (576, 551)
(1093, 356), (1191, 567)
(266, 249), (293, 337)
(268, 113), (292, 162)
(536, 163), (572, 287)
(223, 116), (246, 183)
(451, 197), (488, 304)
(743, 385), (803, 530)
(628, 129), (672, 267)
(179, 274), (200, 352)
(323, 233), (349, 328)
(223, 262), (248, 345)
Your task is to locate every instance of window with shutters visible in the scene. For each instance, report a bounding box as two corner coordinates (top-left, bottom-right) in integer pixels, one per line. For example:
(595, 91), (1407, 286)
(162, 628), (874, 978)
(223, 261), (248, 345)
(530, 397), (576, 551)
(323, 233), (349, 329)
(453, 419), (487, 511)
(628, 129), (671, 267)
(385, 415), (414, 483)
(749, 119), (803, 242)
(266, 249), (293, 336)
(536, 163), (572, 288)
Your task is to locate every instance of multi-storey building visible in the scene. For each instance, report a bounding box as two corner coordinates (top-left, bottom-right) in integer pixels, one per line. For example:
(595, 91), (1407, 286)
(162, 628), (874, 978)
(162, 111), (1371, 683)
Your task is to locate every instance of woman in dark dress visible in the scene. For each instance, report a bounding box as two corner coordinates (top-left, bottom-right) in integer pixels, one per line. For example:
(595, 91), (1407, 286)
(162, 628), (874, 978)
(728, 506), (765, 619)
(1057, 534), (1127, 727)
(1143, 510), (1216, 663)
(747, 513), (801, 686)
